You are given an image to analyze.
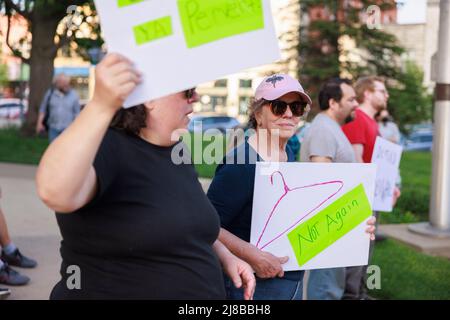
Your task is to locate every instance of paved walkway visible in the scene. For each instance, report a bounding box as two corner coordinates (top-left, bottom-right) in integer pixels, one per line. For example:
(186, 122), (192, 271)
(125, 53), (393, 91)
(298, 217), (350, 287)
(0, 163), (60, 300)
(381, 224), (450, 259)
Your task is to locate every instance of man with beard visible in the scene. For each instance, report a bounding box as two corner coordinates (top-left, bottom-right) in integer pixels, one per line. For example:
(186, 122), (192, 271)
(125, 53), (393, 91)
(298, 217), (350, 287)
(343, 76), (388, 163)
(300, 78), (375, 300)
(341, 76), (400, 300)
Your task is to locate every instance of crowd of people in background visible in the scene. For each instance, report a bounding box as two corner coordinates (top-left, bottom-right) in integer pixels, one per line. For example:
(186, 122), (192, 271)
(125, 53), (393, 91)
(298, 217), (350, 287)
(1, 53), (404, 300)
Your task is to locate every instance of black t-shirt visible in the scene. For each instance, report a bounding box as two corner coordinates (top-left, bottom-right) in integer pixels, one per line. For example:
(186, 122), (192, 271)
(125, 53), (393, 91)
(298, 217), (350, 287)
(50, 128), (225, 299)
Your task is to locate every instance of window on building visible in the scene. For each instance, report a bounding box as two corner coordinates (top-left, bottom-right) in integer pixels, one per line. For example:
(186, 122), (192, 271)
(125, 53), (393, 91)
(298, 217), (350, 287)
(214, 79), (228, 87)
(239, 79), (252, 88)
(201, 95), (227, 113)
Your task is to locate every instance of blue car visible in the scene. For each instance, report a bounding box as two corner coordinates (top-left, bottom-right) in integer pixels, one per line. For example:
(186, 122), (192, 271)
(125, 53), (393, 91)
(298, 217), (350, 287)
(403, 130), (433, 152)
(188, 115), (240, 134)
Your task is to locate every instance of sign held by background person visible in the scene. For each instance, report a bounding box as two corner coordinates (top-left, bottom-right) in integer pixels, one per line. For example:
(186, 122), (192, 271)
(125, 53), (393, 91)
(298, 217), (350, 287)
(250, 162), (376, 271)
(371, 137), (403, 212)
(94, 0), (280, 107)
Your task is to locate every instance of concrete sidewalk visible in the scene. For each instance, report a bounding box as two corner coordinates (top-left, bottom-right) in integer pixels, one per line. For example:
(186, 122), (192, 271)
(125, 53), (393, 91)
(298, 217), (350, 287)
(0, 162), (61, 300)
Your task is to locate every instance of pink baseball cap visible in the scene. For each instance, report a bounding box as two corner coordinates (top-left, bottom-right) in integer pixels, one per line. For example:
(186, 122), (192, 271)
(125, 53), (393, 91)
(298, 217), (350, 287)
(255, 74), (312, 105)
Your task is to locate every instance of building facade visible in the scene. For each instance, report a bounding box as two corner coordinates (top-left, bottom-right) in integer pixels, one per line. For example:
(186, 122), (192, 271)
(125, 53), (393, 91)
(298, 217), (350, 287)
(383, 0), (440, 90)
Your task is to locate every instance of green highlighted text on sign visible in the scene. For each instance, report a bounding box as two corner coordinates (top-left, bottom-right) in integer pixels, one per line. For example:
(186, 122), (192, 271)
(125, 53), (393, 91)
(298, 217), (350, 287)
(133, 16), (173, 45)
(287, 184), (372, 267)
(177, 0), (265, 48)
(118, 0), (144, 8)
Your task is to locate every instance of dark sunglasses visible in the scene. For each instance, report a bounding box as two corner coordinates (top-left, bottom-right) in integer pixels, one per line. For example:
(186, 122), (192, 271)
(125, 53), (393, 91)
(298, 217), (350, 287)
(184, 88), (196, 100)
(268, 99), (308, 117)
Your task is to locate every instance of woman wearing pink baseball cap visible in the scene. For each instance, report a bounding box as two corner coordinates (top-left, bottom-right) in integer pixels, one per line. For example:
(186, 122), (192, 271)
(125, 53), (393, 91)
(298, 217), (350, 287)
(207, 74), (311, 300)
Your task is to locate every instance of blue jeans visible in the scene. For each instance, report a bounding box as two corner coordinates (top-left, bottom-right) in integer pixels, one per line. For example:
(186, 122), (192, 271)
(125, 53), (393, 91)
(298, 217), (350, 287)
(48, 127), (65, 143)
(225, 272), (304, 300)
(307, 268), (345, 300)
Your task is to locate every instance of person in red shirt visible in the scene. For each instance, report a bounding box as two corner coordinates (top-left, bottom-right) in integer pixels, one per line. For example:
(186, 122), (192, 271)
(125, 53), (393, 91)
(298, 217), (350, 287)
(341, 76), (400, 300)
(342, 76), (401, 205)
(342, 76), (386, 163)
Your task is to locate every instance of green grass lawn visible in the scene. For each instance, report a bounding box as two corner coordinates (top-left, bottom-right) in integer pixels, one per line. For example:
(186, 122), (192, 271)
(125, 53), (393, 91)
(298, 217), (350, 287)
(181, 132), (226, 178)
(0, 128), (448, 300)
(369, 239), (450, 300)
(379, 151), (432, 224)
(0, 127), (48, 165)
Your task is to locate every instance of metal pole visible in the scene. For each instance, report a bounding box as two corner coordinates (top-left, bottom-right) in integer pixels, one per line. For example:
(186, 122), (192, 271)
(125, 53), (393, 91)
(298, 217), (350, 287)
(409, 0), (450, 237)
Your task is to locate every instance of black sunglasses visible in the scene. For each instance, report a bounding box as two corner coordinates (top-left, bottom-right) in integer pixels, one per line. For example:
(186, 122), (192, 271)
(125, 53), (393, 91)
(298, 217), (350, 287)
(268, 99), (308, 117)
(184, 88), (196, 100)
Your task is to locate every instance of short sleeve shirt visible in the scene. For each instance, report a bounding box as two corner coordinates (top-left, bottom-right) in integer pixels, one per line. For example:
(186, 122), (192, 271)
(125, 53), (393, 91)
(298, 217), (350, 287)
(342, 108), (379, 163)
(51, 128), (225, 299)
(300, 113), (356, 163)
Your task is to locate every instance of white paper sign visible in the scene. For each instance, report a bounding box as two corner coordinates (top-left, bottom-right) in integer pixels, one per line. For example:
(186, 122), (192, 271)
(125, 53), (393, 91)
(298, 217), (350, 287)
(250, 162), (376, 271)
(94, 0), (281, 107)
(371, 136), (403, 212)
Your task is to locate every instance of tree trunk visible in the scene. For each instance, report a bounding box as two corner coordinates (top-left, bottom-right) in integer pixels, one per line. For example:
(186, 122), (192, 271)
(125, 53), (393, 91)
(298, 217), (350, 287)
(21, 13), (60, 136)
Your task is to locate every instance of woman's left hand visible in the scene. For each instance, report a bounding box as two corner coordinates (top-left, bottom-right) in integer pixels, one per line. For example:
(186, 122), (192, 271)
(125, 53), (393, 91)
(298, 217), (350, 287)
(222, 255), (256, 300)
(365, 216), (376, 241)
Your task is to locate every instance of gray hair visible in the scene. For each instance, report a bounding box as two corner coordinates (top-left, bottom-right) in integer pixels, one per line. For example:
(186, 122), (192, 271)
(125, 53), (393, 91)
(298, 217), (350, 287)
(53, 73), (70, 85)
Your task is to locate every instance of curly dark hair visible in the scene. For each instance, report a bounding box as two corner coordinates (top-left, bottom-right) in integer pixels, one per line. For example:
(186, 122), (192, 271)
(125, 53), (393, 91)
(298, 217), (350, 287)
(110, 104), (147, 136)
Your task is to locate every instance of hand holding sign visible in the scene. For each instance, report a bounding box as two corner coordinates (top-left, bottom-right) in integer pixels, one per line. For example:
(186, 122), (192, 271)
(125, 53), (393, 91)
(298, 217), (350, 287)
(91, 54), (142, 111)
(366, 216), (376, 241)
(246, 247), (288, 279)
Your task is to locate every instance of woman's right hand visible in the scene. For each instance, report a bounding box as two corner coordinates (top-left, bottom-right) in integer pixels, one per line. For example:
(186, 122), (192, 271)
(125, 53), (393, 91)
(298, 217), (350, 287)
(91, 53), (142, 111)
(247, 247), (289, 279)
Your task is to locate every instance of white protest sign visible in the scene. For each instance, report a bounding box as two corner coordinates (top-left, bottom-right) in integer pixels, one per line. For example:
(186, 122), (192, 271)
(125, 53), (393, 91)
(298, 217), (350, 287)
(371, 136), (403, 212)
(94, 0), (281, 107)
(250, 162), (376, 271)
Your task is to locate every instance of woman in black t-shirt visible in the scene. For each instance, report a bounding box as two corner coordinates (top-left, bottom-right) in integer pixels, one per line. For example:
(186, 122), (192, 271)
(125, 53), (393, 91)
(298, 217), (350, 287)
(36, 53), (255, 300)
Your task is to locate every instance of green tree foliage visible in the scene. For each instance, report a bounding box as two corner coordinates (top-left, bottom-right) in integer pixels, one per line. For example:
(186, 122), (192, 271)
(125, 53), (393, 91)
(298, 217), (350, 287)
(0, 63), (8, 86)
(299, 0), (404, 113)
(388, 61), (433, 134)
(0, 0), (101, 134)
(0, 46), (8, 86)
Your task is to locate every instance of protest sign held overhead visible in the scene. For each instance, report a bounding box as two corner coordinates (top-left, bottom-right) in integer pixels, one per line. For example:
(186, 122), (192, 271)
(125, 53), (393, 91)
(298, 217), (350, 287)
(95, 0), (281, 107)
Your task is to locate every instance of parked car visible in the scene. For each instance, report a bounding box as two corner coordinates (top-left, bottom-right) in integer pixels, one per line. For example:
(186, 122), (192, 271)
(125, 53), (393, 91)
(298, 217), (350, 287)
(188, 115), (240, 133)
(403, 130), (433, 152)
(0, 98), (27, 119)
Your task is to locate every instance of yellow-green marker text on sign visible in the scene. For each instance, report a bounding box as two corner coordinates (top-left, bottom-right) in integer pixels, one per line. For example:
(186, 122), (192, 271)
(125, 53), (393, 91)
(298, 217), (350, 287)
(287, 184), (372, 267)
(133, 16), (173, 46)
(118, 0), (144, 8)
(177, 0), (265, 48)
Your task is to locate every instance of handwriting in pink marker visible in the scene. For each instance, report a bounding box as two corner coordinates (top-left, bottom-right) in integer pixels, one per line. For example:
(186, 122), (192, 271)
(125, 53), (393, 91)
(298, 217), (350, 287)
(255, 171), (344, 250)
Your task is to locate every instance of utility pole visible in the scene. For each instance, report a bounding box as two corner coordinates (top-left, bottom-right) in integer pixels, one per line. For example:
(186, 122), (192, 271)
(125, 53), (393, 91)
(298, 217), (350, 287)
(410, 0), (450, 237)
